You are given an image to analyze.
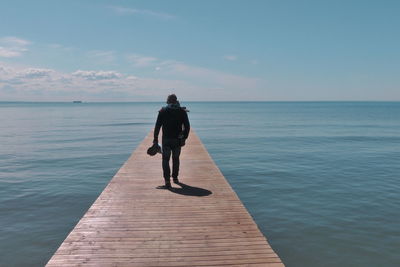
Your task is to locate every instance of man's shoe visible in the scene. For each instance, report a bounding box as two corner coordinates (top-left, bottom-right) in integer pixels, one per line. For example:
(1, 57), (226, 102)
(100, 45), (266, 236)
(165, 181), (172, 189)
(172, 177), (179, 183)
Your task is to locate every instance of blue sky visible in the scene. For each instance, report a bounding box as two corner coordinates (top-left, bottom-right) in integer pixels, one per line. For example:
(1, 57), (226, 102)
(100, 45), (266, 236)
(0, 0), (399, 101)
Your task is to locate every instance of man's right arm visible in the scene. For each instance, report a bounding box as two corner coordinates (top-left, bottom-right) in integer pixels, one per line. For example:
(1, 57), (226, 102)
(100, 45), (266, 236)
(153, 111), (163, 144)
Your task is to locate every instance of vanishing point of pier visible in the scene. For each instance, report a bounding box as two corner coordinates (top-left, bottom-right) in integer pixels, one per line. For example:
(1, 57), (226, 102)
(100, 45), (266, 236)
(47, 131), (284, 266)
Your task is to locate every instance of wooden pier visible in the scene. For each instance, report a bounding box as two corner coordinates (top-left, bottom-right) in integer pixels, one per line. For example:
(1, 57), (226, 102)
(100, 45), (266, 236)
(47, 131), (284, 266)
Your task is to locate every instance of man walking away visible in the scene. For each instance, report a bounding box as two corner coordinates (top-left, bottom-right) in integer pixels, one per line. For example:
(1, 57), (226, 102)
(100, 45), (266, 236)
(153, 94), (190, 189)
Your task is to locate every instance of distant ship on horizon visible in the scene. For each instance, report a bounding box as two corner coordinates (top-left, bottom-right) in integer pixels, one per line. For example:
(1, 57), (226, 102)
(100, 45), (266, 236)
(72, 101), (82, 103)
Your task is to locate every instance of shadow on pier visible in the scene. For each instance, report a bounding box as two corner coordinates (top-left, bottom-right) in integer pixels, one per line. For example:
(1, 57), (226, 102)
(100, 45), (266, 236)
(157, 182), (212, 197)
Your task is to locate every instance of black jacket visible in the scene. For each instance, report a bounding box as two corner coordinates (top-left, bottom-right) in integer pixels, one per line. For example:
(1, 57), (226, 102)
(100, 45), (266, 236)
(154, 107), (190, 141)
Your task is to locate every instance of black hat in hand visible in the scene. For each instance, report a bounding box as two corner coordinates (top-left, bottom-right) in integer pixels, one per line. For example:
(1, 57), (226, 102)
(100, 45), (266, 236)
(147, 143), (161, 156)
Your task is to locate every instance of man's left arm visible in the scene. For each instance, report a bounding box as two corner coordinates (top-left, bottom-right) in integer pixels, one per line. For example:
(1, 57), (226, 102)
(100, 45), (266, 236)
(182, 111), (190, 139)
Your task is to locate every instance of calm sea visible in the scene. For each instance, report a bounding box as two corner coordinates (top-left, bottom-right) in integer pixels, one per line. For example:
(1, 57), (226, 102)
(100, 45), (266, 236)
(0, 102), (399, 267)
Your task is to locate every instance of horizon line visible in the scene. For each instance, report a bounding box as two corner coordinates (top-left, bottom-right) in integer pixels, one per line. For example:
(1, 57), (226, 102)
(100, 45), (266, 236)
(1, 100), (400, 103)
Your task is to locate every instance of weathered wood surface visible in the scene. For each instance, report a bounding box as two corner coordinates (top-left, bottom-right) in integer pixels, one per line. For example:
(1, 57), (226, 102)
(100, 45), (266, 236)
(47, 131), (284, 266)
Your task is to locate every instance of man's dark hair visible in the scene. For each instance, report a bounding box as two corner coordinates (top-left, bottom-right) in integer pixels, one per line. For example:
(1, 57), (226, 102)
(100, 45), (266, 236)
(167, 94), (177, 104)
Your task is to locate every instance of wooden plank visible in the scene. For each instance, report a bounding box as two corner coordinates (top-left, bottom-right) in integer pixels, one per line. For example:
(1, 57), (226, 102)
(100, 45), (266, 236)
(46, 131), (284, 266)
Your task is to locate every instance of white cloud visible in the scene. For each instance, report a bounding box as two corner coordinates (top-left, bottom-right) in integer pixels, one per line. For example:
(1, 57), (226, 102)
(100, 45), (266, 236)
(124, 53), (261, 95)
(72, 70), (123, 80)
(127, 54), (158, 67)
(109, 6), (175, 20)
(0, 65), (13, 79)
(0, 64), (132, 98)
(0, 37), (31, 46)
(0, 62), (203, 100)
(0, 65), (58, 91)
(160, 61), (260, 89)
(125, 52), (260, 91)
(0, 47), (22, 58)
(0, 66), (8, 74)
(0, 49), (264, 101)
(0, 36), (31, 58)
(224, 55), (238, 61)
(18, 68), (54, 78)
(47, 43), (75, 51)
(86, 50), (116, 63)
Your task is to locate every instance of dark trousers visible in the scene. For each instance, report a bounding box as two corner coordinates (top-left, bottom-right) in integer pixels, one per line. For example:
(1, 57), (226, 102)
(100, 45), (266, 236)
(162, 138), (181, 181)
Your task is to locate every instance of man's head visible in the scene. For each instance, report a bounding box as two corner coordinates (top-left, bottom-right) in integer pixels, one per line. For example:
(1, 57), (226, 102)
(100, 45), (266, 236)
(167, 94), (178, 104)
